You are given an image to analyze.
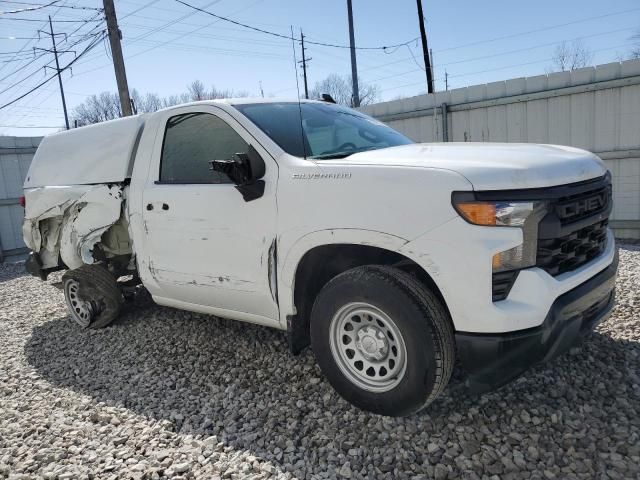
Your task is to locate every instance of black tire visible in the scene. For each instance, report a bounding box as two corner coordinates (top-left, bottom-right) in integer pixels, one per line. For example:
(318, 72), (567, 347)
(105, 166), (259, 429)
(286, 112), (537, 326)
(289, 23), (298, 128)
(310, 265), (455, 416)
(62, 264), (123, 329)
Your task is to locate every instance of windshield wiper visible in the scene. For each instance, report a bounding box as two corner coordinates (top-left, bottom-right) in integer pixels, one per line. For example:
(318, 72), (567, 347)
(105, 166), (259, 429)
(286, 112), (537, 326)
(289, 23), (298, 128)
(310, 146), (381, 160)
(310, 152), (355, 160)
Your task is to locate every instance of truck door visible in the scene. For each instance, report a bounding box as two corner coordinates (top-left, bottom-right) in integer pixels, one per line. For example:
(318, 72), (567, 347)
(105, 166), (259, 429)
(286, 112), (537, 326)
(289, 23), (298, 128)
(140, 105), (279, 325)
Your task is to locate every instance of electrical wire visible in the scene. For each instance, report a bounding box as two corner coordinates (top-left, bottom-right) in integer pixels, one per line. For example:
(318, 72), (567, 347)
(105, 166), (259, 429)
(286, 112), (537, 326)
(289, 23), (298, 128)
(367, 27), (639, 84)
(0, 32), (105, 109)
(437, 7), (640, 53)
(377, 42), (637, 94)
(0, 0), (67, 88)
(174, 0), (420, 51)
(0, 11), (104, 85)
(68, 0), (267, 75)
(0, 1), (102, 11)
(1, 16), (103, 22)
(0, 0), (59, 15)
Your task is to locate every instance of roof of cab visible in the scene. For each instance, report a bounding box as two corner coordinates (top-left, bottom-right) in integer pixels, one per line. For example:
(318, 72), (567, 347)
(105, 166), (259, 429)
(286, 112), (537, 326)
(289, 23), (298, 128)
(155, 97), (328, 110)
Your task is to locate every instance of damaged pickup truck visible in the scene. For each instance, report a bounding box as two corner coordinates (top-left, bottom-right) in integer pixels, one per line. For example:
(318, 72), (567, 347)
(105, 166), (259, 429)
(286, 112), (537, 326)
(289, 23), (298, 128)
(23, 99), (617, 416)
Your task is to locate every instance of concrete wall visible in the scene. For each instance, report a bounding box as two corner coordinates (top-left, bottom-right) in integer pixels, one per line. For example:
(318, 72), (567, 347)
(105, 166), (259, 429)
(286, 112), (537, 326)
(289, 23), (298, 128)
(0, 136), (41, 261)
(360, 59), (640, 239)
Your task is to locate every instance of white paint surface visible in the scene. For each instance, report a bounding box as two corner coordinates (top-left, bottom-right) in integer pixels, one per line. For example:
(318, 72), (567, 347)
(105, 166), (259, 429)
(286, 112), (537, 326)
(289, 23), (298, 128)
(24, 115), (147, 188)
(22, 98), (617, 334)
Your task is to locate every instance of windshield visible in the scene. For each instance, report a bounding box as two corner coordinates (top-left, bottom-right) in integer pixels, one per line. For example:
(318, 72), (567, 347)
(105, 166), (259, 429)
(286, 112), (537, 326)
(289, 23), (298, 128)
(234, 102), (413, 159)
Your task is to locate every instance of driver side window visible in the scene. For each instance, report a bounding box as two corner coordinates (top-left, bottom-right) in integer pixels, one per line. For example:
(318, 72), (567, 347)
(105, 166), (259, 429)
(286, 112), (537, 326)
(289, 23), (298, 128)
(160, 112), (248, 184)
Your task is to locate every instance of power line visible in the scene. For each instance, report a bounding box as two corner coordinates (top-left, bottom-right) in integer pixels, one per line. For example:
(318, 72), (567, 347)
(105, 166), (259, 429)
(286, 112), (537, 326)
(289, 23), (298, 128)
(120, 22), (291, 48)
(361, 25), (638, 78)
(0, 1), (102, 11)
(0, 0), (59, 15)
(174, 0), (419, 51)
(0, 29), (103, 90)
(0, 16), (102, 22)
(377, 42), (636, 94)
(0, 32), (105, 109)
(438, 7), (640, 53)
(0, 35), (47, 39)
(0, 13), (104, 86)
(67, 0), (266, 76)
(0, 0), (66, 94)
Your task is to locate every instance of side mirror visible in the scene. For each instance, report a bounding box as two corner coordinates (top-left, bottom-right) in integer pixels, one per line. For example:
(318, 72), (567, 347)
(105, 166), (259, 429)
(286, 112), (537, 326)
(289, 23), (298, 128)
(209, 144), (266, 202)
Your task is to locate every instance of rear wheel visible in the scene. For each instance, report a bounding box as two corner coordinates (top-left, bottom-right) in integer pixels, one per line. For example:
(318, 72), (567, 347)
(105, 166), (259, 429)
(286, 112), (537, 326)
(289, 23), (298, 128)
(310, 265), (455, 416)
(62, 264), (123, 329)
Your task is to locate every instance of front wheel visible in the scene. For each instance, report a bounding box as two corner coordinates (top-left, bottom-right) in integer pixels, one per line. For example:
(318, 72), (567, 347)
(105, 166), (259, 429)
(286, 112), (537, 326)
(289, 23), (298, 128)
(310, 265), (455, 416)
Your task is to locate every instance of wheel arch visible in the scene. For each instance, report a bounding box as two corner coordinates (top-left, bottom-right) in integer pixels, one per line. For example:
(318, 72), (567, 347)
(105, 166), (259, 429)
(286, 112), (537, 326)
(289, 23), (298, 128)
(279, 229), (451, 354)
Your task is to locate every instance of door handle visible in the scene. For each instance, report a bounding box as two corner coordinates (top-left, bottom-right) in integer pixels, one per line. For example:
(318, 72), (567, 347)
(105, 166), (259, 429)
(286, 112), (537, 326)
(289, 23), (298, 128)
(146, 203), (169, 211)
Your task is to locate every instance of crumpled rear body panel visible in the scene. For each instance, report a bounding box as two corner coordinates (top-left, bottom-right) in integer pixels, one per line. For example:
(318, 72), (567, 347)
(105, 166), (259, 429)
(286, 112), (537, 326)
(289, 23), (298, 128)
(23, 184), (127, 270)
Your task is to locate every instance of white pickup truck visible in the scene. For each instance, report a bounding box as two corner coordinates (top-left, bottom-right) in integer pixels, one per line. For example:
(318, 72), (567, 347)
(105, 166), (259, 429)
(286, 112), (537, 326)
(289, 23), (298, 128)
(22, 99), (617, 416)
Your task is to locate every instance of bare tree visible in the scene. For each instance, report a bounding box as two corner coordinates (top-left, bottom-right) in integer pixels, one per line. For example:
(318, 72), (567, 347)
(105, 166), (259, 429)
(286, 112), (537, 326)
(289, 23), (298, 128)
(551, 40), (594, 71)
(130, 89), (164, 114)
(309, 74), (379, 107)
(187, 80), (208, 101)
(163, 93), (191, 107)
(72, 80), (250, 126)
(73, 92), (121, 126)
(138, 92), (164, 112)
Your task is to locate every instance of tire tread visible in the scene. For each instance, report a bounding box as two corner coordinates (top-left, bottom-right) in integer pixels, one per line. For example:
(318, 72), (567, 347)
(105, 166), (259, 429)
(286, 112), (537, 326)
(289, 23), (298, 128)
(312, 265), (455, 415)
(62, 264), (123, 329)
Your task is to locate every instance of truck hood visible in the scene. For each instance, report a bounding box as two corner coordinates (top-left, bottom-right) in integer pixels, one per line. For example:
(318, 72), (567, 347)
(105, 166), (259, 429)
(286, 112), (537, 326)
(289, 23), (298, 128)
(322, 143), (607, 190)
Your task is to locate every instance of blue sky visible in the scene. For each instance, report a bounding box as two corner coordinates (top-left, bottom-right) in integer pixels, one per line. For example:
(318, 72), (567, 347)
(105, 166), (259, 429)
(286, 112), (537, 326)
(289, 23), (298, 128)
(0, 0), (638, 136)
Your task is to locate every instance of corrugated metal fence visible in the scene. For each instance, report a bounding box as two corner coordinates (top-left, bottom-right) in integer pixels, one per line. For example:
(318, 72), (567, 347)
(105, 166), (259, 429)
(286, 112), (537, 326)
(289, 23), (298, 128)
(360, 59), (640, 239)
(0, 136), (41, 261)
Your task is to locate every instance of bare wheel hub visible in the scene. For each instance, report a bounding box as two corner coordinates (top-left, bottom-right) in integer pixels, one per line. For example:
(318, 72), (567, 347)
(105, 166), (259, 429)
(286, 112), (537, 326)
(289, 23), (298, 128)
(355, 325), (388, 361)
(329, 302), (407, 393)
(63, 278), (95, 328)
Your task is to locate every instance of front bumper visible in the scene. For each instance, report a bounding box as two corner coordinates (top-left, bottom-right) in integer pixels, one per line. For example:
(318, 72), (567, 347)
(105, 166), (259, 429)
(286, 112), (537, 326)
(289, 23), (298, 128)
(456, 249), (618, 392)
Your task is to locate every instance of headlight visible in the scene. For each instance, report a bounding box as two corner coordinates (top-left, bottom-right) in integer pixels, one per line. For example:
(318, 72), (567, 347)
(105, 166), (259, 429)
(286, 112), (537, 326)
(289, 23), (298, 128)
(452, 195), (547, 272)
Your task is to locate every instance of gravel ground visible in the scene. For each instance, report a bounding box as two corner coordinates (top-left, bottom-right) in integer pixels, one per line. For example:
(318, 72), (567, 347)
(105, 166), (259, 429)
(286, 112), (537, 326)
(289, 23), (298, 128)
(1, 246), (639, 480)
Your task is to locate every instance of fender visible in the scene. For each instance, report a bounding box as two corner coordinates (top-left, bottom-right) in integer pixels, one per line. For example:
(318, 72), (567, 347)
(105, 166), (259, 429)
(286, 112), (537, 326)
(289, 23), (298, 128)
(277, 228), (409, 327)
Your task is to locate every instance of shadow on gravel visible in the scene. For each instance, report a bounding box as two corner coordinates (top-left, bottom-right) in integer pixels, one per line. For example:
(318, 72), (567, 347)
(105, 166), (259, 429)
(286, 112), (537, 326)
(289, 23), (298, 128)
(24, 300), (639, 477)
(0, 262), (26, 283)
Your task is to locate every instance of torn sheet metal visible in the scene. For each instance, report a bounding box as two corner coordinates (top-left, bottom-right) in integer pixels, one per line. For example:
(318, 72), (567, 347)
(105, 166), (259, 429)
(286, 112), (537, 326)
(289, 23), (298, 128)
(23, 184), (126, 269)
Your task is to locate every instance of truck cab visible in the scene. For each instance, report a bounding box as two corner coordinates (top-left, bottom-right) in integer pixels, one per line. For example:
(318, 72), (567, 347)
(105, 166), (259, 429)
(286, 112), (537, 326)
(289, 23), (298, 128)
(22, 99), (617, 416)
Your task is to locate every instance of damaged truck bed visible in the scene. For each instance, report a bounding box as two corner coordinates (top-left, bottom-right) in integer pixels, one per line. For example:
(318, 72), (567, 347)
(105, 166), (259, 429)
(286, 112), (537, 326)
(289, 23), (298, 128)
(23, 114), (144, 274)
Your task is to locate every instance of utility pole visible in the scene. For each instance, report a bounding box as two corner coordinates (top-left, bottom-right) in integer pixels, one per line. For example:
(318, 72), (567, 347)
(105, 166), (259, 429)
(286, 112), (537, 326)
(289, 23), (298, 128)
(49, 17), (69, 130)
(429, 48), (435, 92)
(36, 17), (70, 129)
(298, 29), (311, 99)
(103, 0), (132, 116)
(445, 70), (449, 91)
(346, 0), (360, 107)
(416, 0), (434, 94)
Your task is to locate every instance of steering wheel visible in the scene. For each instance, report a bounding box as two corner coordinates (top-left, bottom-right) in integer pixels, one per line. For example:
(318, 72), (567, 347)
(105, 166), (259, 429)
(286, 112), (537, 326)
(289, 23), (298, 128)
(319, 142), (357, 156)
(336, 142), (357, 152)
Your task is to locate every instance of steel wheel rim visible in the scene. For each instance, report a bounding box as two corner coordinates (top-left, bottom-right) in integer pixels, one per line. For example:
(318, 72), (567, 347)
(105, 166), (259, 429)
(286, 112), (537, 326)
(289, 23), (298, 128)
(329, 302), (407, 393)
(64, 279), (93, 328)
